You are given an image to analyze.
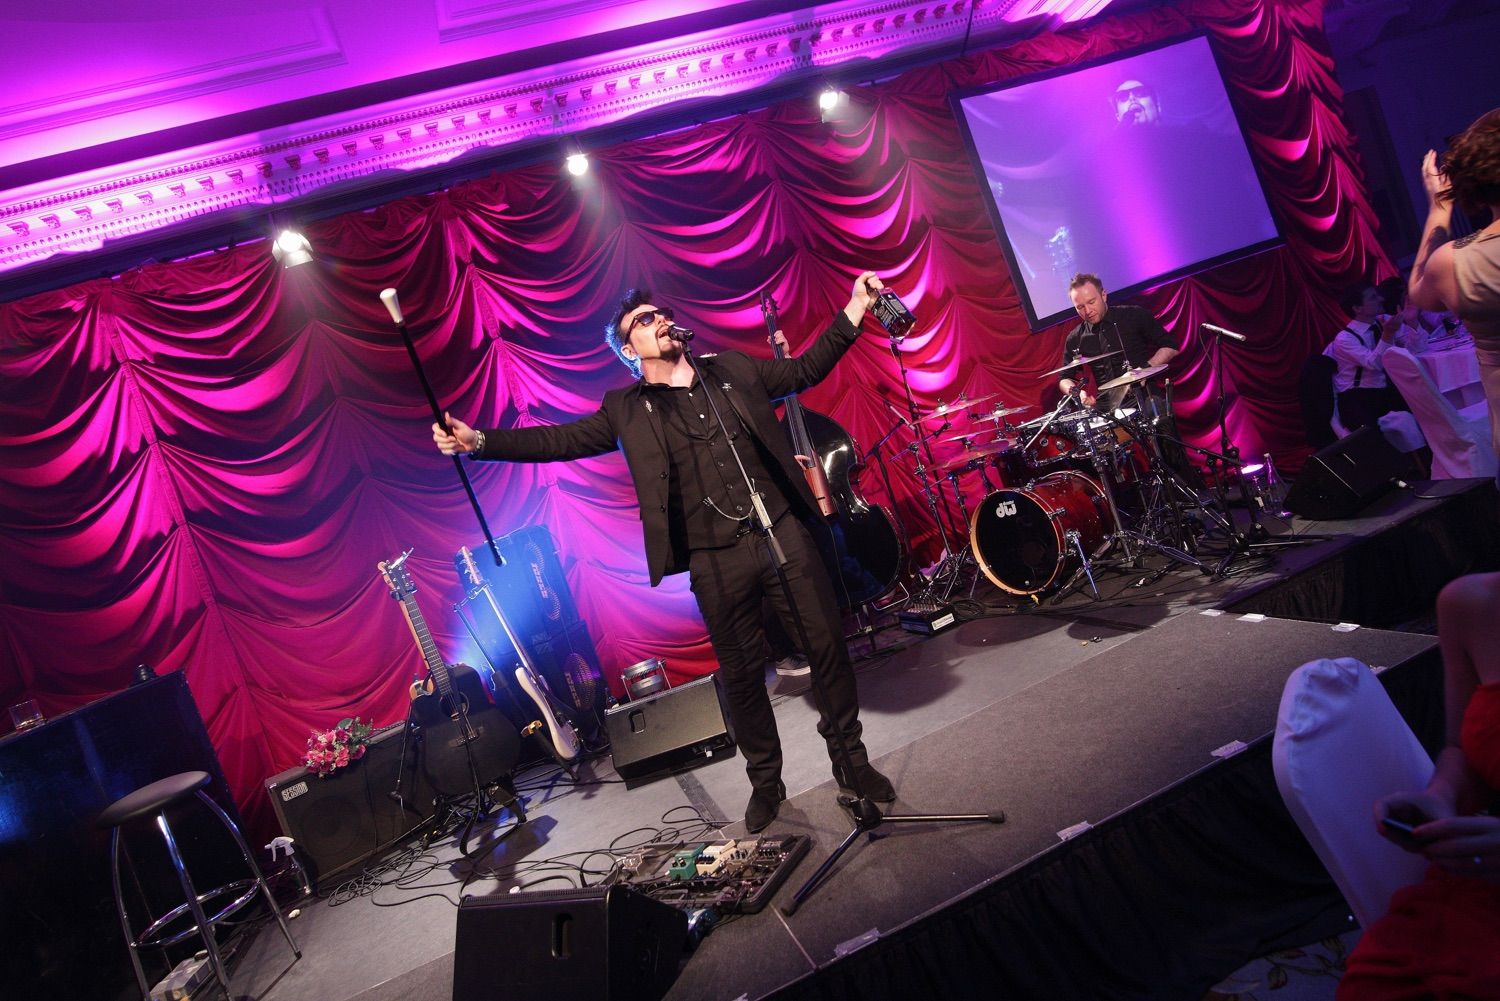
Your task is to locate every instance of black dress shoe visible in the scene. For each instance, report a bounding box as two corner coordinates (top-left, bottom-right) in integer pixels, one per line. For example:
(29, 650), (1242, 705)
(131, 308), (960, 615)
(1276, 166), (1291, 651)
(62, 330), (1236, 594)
(745, 781), (786, 833)
(834, 763), (895, 803)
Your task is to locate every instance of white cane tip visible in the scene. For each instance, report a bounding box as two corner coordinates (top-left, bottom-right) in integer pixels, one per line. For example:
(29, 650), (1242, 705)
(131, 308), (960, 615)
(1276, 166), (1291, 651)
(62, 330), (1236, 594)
(379, 288), (403, 323)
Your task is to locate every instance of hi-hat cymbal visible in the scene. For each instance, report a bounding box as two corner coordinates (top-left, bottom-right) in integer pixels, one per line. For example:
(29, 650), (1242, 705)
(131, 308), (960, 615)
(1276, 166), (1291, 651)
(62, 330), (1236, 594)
(938, 442), (1012, 473)
(970, 404), (1034, 422)
(938, 430), (1013, 447)
(914, 392), (1003, 425)
(1096, 364), (1169, 392)
(1039, 351), (1121, 378)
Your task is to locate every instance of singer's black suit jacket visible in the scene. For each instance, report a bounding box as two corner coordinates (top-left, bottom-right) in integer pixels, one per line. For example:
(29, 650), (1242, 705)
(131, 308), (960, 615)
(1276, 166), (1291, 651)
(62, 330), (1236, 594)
(473, 312), (862, 585)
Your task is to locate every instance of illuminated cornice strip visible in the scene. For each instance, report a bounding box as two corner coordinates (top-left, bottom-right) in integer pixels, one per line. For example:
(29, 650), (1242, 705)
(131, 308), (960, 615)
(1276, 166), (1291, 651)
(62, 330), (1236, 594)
(0, 0), (1106, 276)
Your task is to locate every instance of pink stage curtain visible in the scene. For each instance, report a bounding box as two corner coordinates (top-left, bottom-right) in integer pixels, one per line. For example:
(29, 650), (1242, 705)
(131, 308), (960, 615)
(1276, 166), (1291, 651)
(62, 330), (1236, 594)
(0, 0), (1388, 839)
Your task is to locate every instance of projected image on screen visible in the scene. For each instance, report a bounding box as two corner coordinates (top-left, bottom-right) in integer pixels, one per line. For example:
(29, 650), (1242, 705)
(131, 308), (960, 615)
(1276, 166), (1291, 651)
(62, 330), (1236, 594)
(954, 35), (1281, 328)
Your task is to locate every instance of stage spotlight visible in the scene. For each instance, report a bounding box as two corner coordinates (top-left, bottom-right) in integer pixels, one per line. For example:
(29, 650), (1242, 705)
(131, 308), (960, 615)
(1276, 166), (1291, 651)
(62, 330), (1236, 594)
(271, 229), (314, 268)
(818, 87), (850, 123)
(565, 152), (589, 176)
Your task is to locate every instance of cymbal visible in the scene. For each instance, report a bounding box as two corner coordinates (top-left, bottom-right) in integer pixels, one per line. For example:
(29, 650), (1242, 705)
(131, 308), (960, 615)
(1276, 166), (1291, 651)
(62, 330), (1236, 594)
(1039, 351), (1121, 378)
(914, 392), (1003, 425)
(938, 442), (1012, 473)
(1096, 364), (1169, 392)
(970, 404), (1034, 422)
(937, 430), (1013, 447)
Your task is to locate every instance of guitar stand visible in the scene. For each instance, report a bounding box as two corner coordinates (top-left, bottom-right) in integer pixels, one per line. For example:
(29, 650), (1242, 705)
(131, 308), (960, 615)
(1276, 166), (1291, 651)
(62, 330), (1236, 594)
(424, 772), (527, 857)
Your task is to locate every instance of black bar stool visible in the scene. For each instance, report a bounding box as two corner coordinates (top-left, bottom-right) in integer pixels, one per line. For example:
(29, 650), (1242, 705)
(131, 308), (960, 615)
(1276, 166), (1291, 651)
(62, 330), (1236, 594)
(96, 770), (300, 999)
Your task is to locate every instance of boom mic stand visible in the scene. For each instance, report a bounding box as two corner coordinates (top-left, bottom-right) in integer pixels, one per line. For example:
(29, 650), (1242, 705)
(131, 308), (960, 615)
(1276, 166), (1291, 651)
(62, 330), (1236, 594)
(1196, 324), (1320, 575)
(678, 327), (1002, 919)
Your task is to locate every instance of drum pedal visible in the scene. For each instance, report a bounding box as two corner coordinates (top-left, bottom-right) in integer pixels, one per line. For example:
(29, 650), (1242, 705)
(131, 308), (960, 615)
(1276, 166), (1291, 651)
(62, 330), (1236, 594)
(897, 600), (958, 635)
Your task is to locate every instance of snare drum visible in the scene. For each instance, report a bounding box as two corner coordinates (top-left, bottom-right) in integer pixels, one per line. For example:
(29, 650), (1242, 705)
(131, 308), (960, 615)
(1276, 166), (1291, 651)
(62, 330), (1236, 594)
(969, 471), (1110, 595)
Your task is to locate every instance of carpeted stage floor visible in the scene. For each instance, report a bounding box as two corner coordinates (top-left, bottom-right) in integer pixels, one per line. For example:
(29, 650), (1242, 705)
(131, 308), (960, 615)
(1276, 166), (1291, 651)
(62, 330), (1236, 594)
(224, 479), (1497, 1001)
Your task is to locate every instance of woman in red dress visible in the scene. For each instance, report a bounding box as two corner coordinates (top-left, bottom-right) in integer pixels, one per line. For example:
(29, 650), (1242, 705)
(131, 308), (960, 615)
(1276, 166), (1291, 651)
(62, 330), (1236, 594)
(1337, 572), (1500, 999)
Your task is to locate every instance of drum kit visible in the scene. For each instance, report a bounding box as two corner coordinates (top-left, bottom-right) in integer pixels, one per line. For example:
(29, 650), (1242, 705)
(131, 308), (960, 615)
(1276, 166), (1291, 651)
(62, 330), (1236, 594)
(861, 350), (1217, 605)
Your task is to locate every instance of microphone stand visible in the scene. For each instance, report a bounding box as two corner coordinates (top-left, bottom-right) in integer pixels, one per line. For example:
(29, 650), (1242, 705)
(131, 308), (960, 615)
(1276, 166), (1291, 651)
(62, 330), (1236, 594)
(676, 328), (1002, 919)
(887, 338), (968, 602)
(1197, 326), (1318, 575)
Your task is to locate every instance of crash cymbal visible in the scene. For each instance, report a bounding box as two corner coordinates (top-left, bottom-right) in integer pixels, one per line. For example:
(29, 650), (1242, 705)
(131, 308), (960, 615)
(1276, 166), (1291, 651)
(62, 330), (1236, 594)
(914, 392), (1004, 425)
(1095, 364), (1169, 392)
(969, 404), (1035, 422)
(1039, 351), (1121, 379)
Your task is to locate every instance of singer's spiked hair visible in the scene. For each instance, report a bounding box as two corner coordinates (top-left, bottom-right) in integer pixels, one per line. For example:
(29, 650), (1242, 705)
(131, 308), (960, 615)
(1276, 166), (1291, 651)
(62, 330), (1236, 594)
(605, 287), (652, 378)
(1068, 272), (1104, 294)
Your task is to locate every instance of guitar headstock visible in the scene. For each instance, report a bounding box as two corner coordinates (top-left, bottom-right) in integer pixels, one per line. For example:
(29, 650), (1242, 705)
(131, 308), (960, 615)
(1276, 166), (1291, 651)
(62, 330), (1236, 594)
(378, 550), (416, 599)
(454, 546), (489, 593)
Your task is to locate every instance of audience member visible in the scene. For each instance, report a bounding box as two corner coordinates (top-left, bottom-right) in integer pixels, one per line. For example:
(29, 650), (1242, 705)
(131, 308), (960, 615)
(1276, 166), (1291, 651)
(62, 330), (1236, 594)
(1337, 572), (1500, 998)
(1407, 107), (1500, 453)
(1323, 282), (1409, 431)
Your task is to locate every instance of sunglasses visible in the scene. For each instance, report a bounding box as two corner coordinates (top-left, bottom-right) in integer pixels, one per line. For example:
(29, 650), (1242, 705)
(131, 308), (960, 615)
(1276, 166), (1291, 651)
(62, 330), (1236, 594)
(628, 307), (674, 333)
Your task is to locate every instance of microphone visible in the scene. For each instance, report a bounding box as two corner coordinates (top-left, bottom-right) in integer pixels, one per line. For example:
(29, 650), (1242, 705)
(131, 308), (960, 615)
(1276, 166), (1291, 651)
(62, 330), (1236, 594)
(1201, 322), (1248, 343)
(666, 324), (695, 343)
(379, 288), (404, 325)
(880, 397), (912, 427)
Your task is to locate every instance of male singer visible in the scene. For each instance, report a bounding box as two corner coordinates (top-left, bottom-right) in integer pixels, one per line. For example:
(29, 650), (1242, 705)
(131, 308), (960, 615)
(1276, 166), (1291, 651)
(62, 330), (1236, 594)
(433, 272), (893, 833)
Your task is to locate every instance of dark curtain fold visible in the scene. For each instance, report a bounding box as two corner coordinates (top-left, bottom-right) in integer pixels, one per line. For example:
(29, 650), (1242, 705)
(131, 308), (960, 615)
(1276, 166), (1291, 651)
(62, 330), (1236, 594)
(0, 0), (1388, 838)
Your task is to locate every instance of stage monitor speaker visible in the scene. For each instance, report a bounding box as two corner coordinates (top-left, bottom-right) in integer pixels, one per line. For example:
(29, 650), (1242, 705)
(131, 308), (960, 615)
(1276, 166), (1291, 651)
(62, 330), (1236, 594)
(605, 674), (735, 784)
(1285, 425), (1407, 520)
(453, 884), (687, 1001)
(264, 723), (434, 892)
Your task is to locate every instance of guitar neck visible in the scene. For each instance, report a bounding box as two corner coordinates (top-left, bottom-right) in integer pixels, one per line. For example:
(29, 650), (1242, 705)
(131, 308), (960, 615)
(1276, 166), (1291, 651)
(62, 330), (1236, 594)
(397, 593), (454, 698)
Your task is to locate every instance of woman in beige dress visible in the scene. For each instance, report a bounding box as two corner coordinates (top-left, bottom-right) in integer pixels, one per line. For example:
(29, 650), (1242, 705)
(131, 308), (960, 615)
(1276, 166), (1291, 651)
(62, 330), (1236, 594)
(1408, 108), (1500, 455)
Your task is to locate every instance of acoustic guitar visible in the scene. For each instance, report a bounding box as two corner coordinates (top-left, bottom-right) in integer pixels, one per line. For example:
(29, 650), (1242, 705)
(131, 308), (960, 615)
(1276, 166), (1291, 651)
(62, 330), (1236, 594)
(379, 551), (520, 799)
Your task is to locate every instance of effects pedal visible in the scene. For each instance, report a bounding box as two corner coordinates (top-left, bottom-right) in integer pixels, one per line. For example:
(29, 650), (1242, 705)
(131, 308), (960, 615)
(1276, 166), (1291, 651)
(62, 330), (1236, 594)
(898, 599), (957, 635)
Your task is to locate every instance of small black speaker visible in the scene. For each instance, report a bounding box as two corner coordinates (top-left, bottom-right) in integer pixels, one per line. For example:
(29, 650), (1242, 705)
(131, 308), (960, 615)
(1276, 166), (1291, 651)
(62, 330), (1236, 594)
(453, 884), (687, 1001)
(264, 724), (434, 891)
(606, 675), (736, 784)
(1285, 425), (1409, 519)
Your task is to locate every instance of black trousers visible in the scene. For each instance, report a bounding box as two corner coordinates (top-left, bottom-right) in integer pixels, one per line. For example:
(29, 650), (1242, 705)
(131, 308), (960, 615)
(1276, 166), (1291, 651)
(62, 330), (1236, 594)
(689, 517), (866, 793)
(1337, 385), (1408, 432)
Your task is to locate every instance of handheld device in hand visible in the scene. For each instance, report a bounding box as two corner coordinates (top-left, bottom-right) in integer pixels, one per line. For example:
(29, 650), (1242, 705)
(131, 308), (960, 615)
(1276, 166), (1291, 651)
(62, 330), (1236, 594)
(1380, 814), (1428, 850)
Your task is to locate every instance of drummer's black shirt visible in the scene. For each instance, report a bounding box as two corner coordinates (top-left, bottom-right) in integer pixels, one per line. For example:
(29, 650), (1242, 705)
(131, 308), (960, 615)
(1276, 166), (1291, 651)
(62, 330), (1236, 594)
(1060, 304), (1176, 389)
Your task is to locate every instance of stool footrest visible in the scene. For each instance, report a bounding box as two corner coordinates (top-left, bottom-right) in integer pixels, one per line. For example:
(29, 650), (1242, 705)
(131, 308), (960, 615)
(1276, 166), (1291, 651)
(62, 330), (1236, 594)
(135, 879), (259, 950)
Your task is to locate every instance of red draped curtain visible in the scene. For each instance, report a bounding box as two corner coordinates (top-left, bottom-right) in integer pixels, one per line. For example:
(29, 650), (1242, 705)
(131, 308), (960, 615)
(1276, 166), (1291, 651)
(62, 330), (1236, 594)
(0, 0), (1388, 838)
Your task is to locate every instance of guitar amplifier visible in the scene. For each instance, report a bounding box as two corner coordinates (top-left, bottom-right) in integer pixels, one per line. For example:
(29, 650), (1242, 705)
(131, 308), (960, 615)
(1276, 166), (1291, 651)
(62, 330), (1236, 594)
(264, 723), (434, 892)
(606, 675), (735, 785)
(454, 562), (606, 738)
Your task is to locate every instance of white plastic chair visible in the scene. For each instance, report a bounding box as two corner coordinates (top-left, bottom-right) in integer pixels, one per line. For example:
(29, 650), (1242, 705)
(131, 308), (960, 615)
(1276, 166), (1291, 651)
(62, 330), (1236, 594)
(1272, 657), (1433, 928)
(1384, 347), (1496, 479)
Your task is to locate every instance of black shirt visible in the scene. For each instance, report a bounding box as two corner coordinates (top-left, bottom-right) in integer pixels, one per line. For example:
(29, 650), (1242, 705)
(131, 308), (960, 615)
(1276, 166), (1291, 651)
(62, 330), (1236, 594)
(643, 377), (789, 556)
(1060, 304), (1176, 390)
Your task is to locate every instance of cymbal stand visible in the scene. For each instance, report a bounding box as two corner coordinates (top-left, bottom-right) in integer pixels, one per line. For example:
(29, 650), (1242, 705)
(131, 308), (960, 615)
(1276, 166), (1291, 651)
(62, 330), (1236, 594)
(886, 342), (967, 601)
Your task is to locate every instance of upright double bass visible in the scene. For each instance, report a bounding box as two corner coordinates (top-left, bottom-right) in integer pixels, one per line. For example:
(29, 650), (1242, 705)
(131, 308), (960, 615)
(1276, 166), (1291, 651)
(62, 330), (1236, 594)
(761, 293), (904, 608)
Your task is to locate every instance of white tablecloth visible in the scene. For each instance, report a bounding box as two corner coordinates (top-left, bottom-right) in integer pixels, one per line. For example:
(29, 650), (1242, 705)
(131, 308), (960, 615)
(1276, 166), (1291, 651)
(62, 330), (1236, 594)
(1417, 341), (1483, 409)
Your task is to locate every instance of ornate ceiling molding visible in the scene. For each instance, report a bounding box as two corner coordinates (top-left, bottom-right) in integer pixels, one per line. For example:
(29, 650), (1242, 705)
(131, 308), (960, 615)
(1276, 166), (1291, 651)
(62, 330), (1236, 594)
(0, 0), (1114, 280)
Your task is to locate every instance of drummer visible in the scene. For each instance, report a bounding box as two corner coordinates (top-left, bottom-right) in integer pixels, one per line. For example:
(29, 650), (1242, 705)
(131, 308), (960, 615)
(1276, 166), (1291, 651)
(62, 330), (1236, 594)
(1055, 272), (1197, 484)
(1056, 272), (1179, 414)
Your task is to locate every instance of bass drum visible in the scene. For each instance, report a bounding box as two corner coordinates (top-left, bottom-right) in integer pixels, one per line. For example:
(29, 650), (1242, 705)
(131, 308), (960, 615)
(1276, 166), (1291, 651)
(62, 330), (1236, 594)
(969, 471), (1111, 596)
